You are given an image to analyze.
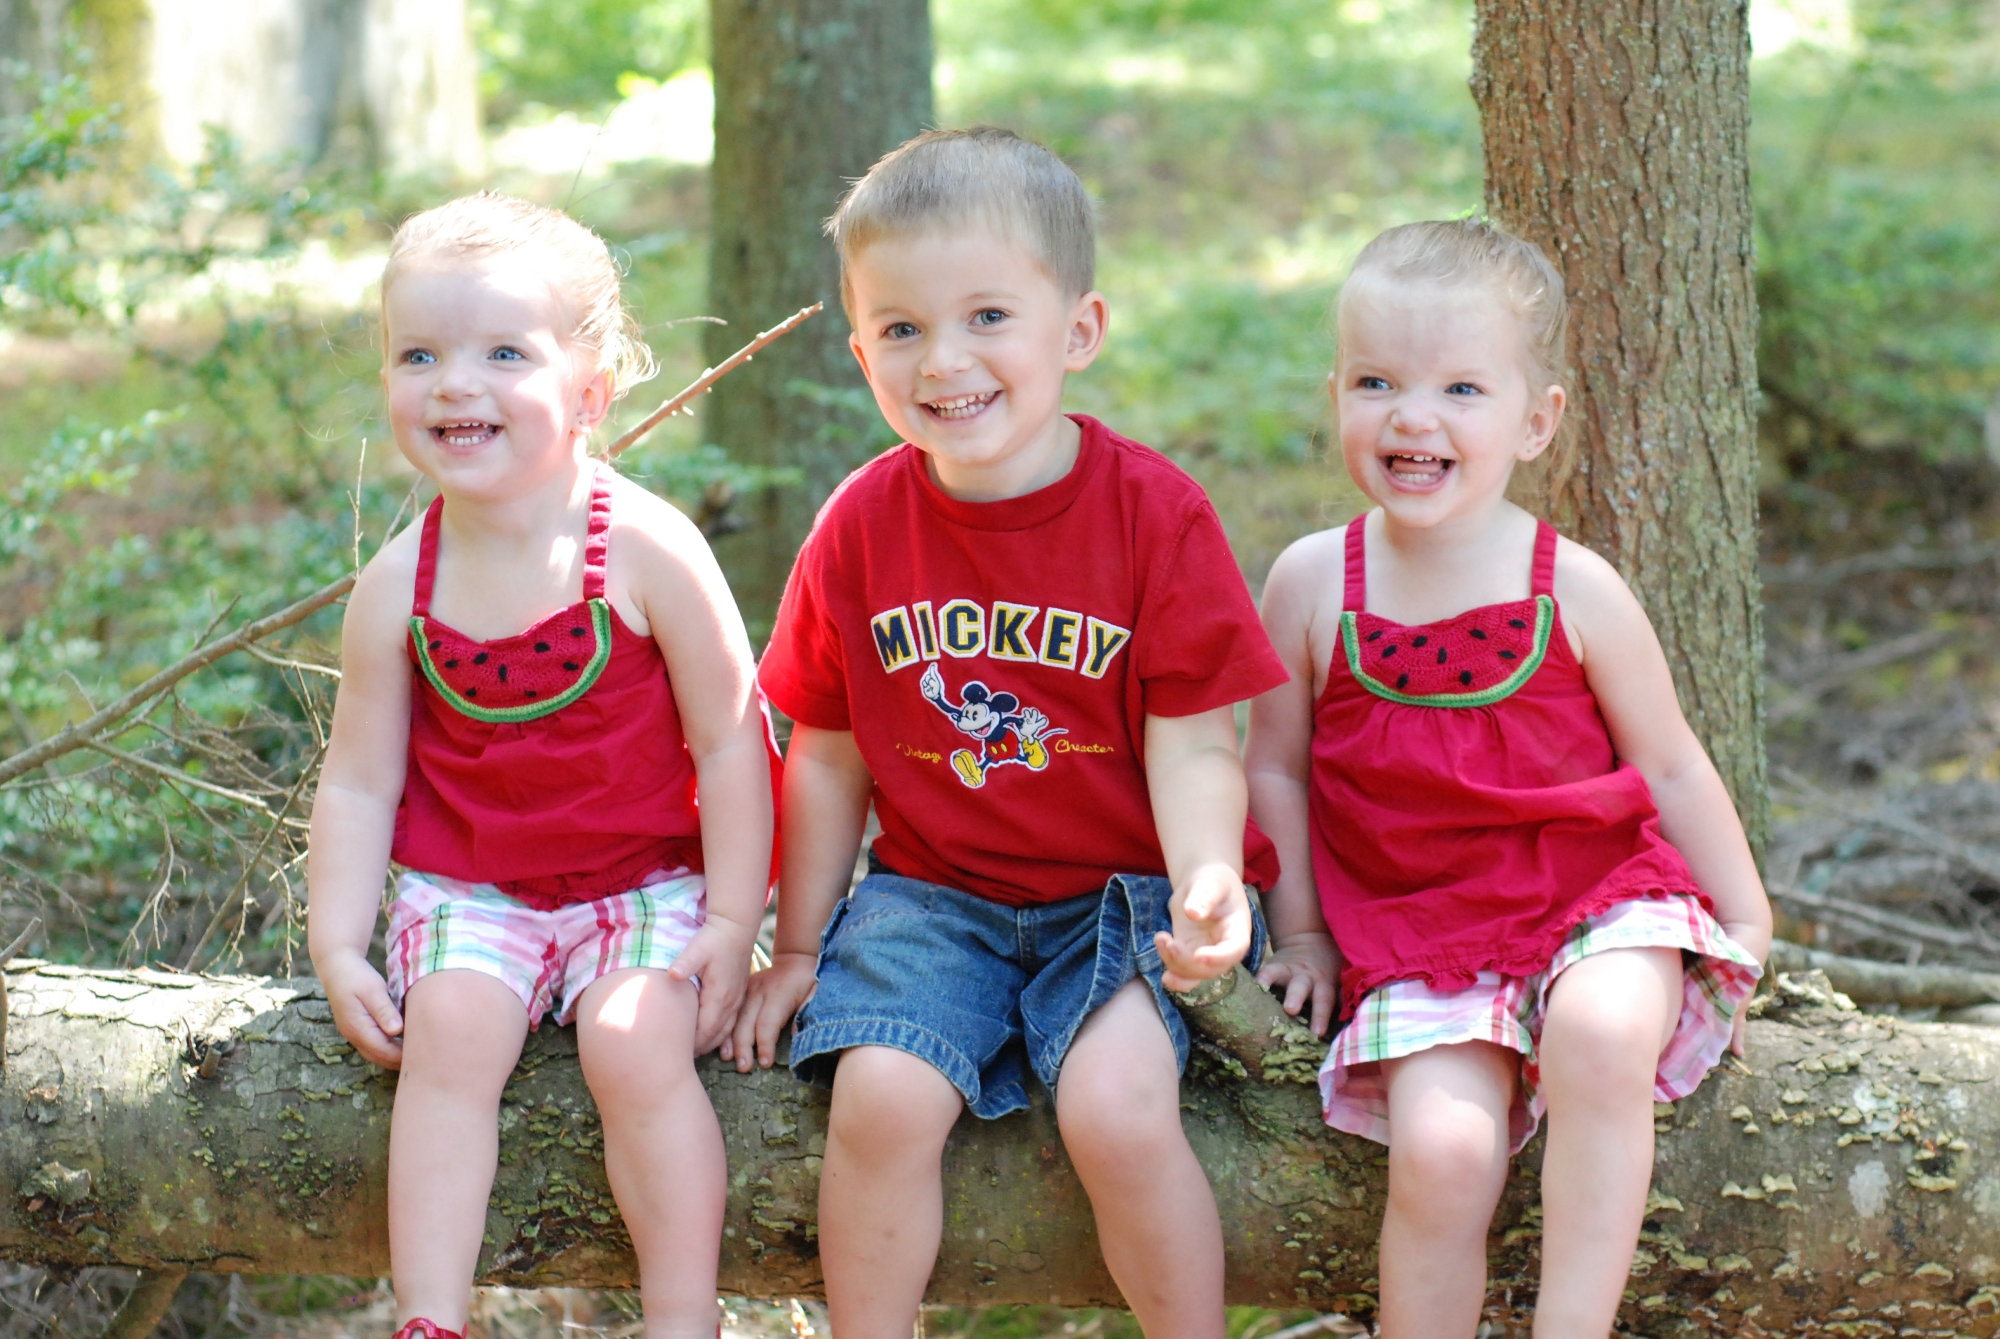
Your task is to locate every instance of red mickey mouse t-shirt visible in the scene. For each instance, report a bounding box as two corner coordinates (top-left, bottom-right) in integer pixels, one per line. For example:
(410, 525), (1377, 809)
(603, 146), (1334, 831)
(759, 415), (1288, 907)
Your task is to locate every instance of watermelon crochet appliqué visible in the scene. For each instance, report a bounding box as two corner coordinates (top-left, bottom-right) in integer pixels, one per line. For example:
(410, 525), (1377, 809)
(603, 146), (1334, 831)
(1341, 594), (1554, 708)
(410, 597), (614, 724)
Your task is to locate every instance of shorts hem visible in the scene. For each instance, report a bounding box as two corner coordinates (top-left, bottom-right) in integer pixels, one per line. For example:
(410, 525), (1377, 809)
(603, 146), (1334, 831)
(790, 1016), (1028, 1120)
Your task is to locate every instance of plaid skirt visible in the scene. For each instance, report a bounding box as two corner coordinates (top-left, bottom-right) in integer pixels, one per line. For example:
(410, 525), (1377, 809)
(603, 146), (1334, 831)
(1320, 893), (1760, 1152)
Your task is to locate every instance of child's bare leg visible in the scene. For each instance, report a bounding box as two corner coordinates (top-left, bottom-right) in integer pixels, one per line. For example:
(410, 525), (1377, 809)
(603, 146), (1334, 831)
(390, 970), (531, 1329)
(820, 1045), (966, 1339)
(1056, 979), (1223, 1339)
(575, 968), (719, 1339)
(1533, 947), (1681, 1339)
(1377, 1041), (1516, 1339)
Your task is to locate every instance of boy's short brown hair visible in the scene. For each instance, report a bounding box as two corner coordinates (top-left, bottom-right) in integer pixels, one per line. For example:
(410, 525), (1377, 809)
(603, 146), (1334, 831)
(825, 127), (1096, 317)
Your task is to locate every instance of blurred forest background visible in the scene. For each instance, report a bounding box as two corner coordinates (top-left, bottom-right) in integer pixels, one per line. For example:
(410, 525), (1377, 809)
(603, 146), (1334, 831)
(2, 0), (2000, 1335)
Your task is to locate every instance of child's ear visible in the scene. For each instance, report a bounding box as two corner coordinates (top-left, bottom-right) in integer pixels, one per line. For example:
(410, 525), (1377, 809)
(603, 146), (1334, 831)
(1064, 291), (1110, 373)
(1518, 383), (1567, 463)
(849, 330), (874, 381)
(576, 366), (614, 432)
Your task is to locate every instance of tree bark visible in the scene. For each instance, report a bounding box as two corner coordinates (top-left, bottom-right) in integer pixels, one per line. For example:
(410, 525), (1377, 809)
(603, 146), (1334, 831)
(1470, 2), (1768, 855)
(6, 964), (2000, 1335)
(704, 0), (933, 626)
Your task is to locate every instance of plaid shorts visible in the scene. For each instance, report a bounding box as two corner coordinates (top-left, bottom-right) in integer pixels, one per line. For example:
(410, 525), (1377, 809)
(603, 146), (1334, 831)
(386, 868), (707, 1027)
(1321, 894), (1760, 1152)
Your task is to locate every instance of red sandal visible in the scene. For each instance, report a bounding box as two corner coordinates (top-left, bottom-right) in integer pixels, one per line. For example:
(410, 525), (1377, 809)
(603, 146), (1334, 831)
(392, 1320), (464, 1339)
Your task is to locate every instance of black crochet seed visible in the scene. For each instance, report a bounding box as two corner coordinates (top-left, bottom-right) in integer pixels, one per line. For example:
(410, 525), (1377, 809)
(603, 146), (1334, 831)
(1436, 648), (1448, 664)
(1412, 635), (1429, 647)
(1367, 629), (1383, 642)
(534, 641), (550, 653)
(1469, 628), (1487, 640)
(1396, 674), (1409, 689)
(428, 639), (441, 650)
(525, 689), (538, 698)
(563, 661), (580, 672)
(473, 652), (489, 665)
(444, 659), (459, 669)
(1381, 645), (1397, 659)
(497, 665), (508, 683)
(1499, 650), (1518, 661)
(1509, 618), (1526, 629)
(570, 626), (586, 637)
(1459, 670), (1473, 686)
(465, 688), (478, 698)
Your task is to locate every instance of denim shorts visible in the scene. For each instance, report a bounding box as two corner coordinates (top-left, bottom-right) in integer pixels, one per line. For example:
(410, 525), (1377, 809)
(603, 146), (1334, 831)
(790, 866), (1266, 1119)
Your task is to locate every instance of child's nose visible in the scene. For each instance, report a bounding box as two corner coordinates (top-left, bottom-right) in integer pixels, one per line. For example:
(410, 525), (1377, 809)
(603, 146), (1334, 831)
(917, 333), (975, 379)
(434, 355), (483, 397)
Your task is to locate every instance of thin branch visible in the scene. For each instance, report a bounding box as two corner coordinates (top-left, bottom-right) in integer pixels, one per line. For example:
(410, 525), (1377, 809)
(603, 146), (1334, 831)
(1767, 627), (1959, 725)
(1775, 767), (2000, 887)
(85, 740), (281, 812)
(0, 572), (355, 788)
(181, 735), (326, 971)
(1763, 537), (2000, 587)
(1768, 938), (2000, 1008)
(604, 302), (824, 459)
(242, 642), (341, 679)
(1768, 882), (2000, 956)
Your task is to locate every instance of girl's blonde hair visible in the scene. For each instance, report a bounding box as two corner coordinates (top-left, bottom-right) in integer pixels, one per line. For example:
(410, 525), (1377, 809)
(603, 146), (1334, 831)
(1340, 218), (1569, 395)
(382, 192), (657, 399)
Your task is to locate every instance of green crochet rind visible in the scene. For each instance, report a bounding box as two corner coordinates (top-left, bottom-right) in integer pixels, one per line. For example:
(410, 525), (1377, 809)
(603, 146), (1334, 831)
(1341, 594), (1554, 709)
(411, 597), (613, 724)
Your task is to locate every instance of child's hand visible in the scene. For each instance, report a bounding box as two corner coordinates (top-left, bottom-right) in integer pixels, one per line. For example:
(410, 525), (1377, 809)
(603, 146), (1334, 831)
(1156, 864), (1252, 991)
(725, 951), (819, 1073)
(669, 914), (758, 1056)
(319, 953), (405, 1069)
(1255, 932), (1342, 1037)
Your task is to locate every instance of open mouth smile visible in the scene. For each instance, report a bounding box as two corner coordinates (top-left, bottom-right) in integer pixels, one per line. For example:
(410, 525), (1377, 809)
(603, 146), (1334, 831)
(1382, 452), (1455, 487)
(922, 391), (998, 422)
(431, 421), (499, 447)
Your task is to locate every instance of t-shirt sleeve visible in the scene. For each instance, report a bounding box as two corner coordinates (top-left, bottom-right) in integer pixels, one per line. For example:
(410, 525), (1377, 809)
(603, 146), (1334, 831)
(756, 537), (853, 731)
(1135, 501), (1289, 718)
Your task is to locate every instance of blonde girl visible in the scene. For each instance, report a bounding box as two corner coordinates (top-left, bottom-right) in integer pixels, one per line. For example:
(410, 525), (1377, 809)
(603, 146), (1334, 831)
(308, 193), (773, 1339)
(1247, 219), (1770, 1338)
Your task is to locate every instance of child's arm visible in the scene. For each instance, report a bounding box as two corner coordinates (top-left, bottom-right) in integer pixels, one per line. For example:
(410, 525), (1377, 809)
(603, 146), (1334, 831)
(1146, 706), (1258, 991)
(624, 494), (777, 1056)
(1243, 536), (1343, 1036)
(1559, 543), (1774, 1052)
(726, 723), (872, 1072)
(307, 549), (418, 1069)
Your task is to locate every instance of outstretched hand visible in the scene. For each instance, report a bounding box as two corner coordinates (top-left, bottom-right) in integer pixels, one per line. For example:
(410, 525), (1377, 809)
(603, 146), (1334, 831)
(320, 953), (405, 1069)
(1155, 864), (1252, 992)
(724, 951), (819, 1073)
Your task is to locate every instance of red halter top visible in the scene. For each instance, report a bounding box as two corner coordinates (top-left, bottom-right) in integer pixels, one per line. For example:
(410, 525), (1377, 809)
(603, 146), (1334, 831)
(1310, 515), (1705, 1019)
(391, 469), (705, 909)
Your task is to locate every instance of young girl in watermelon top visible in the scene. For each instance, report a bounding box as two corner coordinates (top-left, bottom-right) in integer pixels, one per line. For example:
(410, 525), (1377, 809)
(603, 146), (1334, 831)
(1245, 219), (1771, 1339)
(307, 193), (774, 1339)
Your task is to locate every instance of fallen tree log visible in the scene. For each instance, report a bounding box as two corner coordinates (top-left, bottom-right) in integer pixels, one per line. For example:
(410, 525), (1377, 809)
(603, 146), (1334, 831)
(4, 962), (2000, 1336)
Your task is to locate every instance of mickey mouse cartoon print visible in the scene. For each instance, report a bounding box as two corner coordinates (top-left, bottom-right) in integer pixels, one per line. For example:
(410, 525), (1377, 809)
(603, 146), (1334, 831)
(919, 662), (1067, 789)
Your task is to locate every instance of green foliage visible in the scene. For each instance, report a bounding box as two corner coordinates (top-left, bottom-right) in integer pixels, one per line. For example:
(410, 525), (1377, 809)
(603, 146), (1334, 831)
(1752, 12), (2000, 472)
(472, 0), (705, 120)
(0, 56), (122, 316)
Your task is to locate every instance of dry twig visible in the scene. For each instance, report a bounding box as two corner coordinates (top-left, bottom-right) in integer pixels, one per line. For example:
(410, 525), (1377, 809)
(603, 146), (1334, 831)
(604, 303), (823, 459)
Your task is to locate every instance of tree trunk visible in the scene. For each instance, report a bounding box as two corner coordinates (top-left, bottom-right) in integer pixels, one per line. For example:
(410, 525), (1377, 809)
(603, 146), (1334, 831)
(1470, 2), (1768, 855)
(5, 963), (2000, 1335)
(704, 0), (933, 628)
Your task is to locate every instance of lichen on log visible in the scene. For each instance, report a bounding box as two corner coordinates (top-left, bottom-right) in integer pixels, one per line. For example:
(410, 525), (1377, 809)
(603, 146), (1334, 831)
(5, 963), (2000, 1334)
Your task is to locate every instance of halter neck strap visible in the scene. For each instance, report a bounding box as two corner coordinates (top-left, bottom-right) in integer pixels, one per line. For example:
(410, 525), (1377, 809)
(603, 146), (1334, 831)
(1531, 519), (1558, 598)
(411, 467), (612, 618)
(1342, 514), (1368, 613)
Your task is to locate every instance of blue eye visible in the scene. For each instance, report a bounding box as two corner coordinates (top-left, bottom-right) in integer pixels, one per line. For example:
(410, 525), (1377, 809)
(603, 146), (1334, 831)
(1446, 381), (1481, 397)
(885, 321), (919, 340)
(973, 308), (1007, 327)
(401, 348), (436, 366)
(491, 346), (525, 362)
(1356, 375), (1389, 390)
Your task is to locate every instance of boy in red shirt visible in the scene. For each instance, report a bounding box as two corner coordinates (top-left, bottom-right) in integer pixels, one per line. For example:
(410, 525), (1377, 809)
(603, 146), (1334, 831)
(730, 127), (1302, 1339)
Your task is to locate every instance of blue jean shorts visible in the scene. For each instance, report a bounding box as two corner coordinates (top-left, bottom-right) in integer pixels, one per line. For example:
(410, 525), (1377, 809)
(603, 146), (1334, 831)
(790, 866), (1266, 1119)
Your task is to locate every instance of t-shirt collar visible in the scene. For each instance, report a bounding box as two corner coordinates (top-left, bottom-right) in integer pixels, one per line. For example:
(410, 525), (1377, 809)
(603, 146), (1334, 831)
(906, 414), (1105, 532)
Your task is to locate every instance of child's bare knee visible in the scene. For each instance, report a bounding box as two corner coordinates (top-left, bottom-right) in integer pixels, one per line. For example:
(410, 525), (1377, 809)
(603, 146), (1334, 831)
(828, 1047), (962, 1162)
(1388, 1116), (1509, 1216)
